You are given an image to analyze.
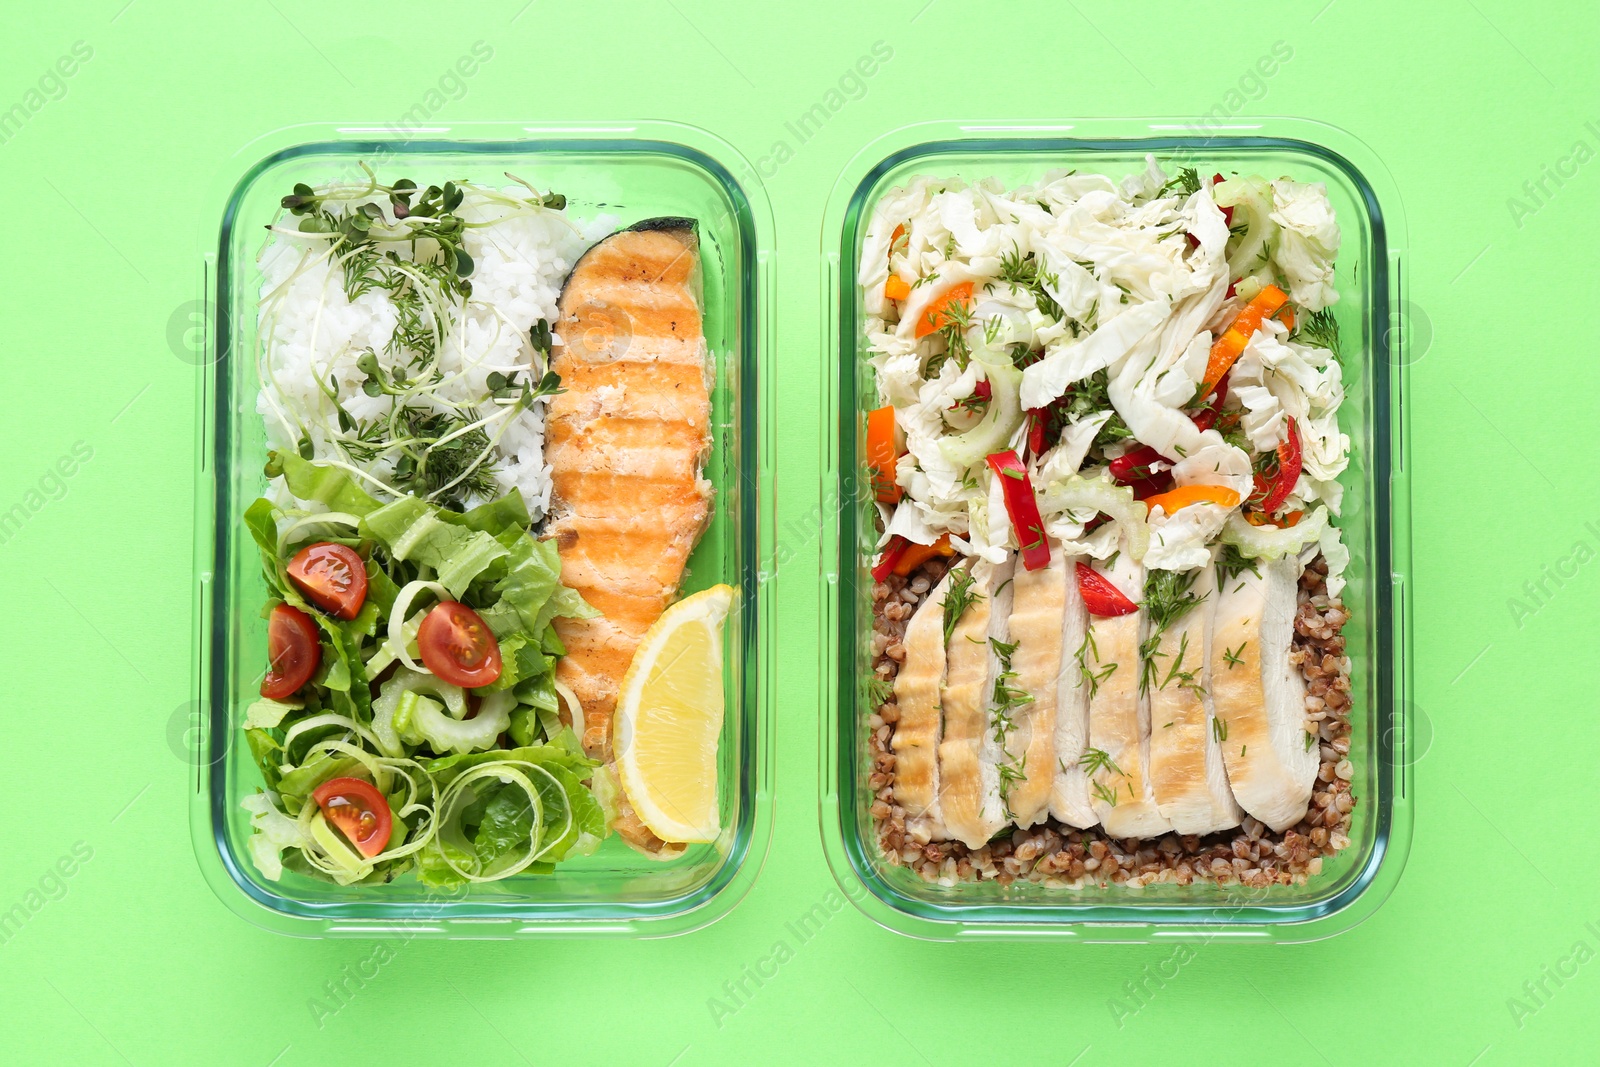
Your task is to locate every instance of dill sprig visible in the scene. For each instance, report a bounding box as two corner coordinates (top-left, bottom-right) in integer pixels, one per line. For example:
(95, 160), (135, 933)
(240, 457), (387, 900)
(941, 567), (981, 645)
(1075, 629), (1117, 698)
(1212, 717), (1229, 743)
(1078, 746), (1125, 779)
(997, 244), (1066, 321)
(1291, 307), (1341, 357)
(1034, 369), (1131, 459)
(1222, 642), (1247, 670)
(1139, 569), (1207, 694)
(865, 676), (894, 708)
(988, 637), (1033, 813)
(997, 754), (1027, 821)
(1216, 544), (1262, 586)
(1145, 569), (1204, 637)
(1144, 630), (1205, 696)
(1157, 166), (1201, 199)
(1081, 745), (1129, 810)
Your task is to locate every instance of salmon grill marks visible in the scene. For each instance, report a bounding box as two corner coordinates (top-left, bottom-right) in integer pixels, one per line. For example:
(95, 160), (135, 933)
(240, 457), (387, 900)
(544, 219), (713, 763)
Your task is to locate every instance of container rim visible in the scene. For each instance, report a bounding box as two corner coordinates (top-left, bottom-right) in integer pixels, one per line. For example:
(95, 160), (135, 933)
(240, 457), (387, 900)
(817, 118), (1414, 942)
(190, 121), (776, 938)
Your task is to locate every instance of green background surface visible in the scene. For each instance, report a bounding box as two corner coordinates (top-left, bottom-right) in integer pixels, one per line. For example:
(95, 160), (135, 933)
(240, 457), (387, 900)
(2, 0), (1596, 1063)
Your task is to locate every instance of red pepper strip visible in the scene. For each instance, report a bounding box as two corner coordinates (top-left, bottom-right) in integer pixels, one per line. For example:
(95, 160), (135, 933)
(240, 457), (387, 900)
(1248, 416), (1303, 513)
(871, 536), (908, 582)
(1026, 408), (1048, 456)
(1077, 562), (1138, 617)
(986, 450), (1051, 571)
(892, 533), (954, 577)
(1109, 444), (1169, 485)
(1190, 372), (1231, 432)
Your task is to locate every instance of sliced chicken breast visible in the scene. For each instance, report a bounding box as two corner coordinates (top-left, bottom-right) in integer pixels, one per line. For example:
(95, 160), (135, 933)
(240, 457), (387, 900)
(1049, 548), (1097, 829)
(1147, 561), (1244, 835)
(936, 556), (1012, 849)
(891, 569), (956, 840)
(1084, 550), (1174, 838)
(1210, 557), (1317, 832)
(1003, 550), (1065, 829)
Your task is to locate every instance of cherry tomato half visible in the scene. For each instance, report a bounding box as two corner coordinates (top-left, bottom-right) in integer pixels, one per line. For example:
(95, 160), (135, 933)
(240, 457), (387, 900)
(286, 541), (368, 620)
(417, 601), (503, 688)
(261, 603), (321, 699)
(311, 776), (393, 858)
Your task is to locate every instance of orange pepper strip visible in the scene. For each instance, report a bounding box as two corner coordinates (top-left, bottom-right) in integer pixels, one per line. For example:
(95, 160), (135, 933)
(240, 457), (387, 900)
(1199, 284), (1288, 396)
(866, 405), (901, 503)
(884, 225), (911, 301)
(914, 281), (975, 339)
(892, 533), (954, 577)
(1141, 484), (1241, 515)
(1277, 305), (1296, 331)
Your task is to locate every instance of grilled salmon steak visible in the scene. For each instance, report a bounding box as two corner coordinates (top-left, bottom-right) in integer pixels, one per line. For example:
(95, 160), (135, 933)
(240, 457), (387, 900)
(544, 218), (713, 788)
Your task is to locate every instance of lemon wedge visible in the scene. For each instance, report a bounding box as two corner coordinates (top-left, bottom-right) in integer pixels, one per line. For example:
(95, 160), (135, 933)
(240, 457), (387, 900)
(613, 584), (734, 844)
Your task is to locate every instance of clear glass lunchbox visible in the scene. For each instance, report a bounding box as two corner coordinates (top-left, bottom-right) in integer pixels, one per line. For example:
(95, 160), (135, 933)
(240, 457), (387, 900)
(819, 119), (1414, 942)
(188, 121), (774, 938)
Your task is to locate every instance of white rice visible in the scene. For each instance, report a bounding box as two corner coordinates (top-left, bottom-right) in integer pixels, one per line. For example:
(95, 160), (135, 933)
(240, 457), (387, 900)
(256, 185), (615, 518)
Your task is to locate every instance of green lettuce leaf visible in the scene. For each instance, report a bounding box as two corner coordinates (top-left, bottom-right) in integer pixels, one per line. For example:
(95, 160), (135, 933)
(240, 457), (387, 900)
(455, 491), (531, 537)
(244, 729), (283, 792)
(308, 614), (373, 723)
(361, 495), (510, 598)
(266, 451), (382, 515)
(243, 498), (287, 594)
(483, 527), (598, 637)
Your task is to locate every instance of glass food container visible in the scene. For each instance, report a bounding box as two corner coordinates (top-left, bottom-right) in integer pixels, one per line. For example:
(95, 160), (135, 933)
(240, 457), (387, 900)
(189, 122), (774, 938)
(819, 119), (1413, 942)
